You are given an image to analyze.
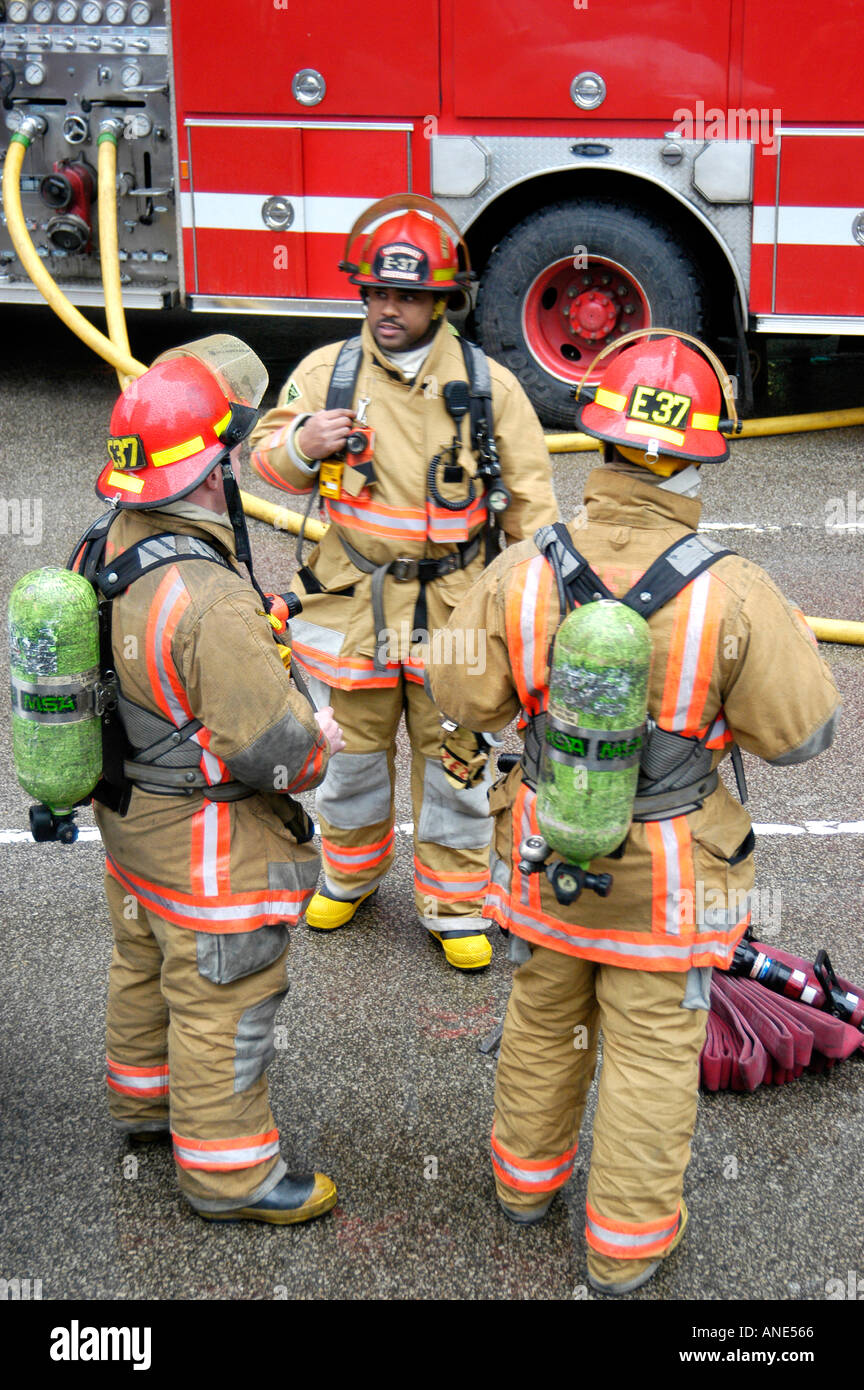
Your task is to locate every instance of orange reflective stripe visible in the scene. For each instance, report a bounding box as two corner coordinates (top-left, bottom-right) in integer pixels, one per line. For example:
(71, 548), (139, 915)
(660, 581), (692, 727)
(106, 1055), (169, 1098)
(644, 817), (694, 935)
(491, 1126), (578, 1193)
(284, 735), (327, 793)
(413, 856), (489, 902)
(106, 855), (314, 933)
(322, 829), (394, 872)
(292, 641), (401, 691)
(506, 555), (553, 716)
(325, 497), (427, 542)
(172, 1128), (280, 1171)
(660, 572), (723, 735)
(145, 566), (193, 725)
(585, 1200), (681, 1258)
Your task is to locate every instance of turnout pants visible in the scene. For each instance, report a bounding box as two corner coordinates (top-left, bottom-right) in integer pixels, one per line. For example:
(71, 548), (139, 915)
(313, 677), (492, 933)
(104, 873), (289, 1212)
(492, 944), (708, 1271)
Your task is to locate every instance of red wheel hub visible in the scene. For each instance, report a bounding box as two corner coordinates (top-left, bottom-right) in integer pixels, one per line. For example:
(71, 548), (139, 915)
(522, 256), (650, 383)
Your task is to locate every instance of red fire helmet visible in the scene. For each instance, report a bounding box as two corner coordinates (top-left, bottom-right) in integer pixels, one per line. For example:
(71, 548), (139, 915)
(95, 337), (266, 509)
(340, 193), (472, 292)
(575, 330), (739, 466)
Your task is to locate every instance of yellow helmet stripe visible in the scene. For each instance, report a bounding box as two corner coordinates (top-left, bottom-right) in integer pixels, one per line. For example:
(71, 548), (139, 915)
(691, 412), (720, 431)
(214, 409), (233, 437)
(151, 435), (206, 467)
(107, 469), (145, 493)
(624, 420), (685, 447)
(595, 387), (628, 411)
(432, 267), (457, 281)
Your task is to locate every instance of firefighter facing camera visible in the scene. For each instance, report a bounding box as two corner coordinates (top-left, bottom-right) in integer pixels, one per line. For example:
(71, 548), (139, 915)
(427, 329), (840, 1293)
(10, 337), (347, 1226)
(249, 193), (558, 971)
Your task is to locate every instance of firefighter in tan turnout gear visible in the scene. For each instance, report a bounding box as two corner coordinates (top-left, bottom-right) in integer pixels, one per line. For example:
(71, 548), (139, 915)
(427, 331), (841, 1292)
(249, 195), (557, 971)
(82, 337), (344, 1224)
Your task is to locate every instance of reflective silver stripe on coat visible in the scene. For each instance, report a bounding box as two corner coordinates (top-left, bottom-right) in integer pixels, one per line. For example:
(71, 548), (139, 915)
(586, 1213), (679, 1250)
(153, 571), (188, 725)
(503, 901), (740, 963)
(492, 1150), (576, 1186)
(326, 498), (427, 537)
(659, 818), (683, 937)
(519, 557), (543, 708)
(671, 571), (710, 729)
(316, 750), (392, 829)
(108, 858), (307, 925)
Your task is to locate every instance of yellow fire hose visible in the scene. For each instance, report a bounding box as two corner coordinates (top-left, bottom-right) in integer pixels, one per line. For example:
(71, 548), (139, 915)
(96, 124), (134, 389)
(545, 408), (864, 453)
(3, 117), (862, 642)
(3, 127), (145, 381)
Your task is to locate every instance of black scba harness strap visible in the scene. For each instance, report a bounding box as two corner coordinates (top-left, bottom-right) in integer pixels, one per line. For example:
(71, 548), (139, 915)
(70, 513), (248, 814)
(320, 334), (498, 669)
(526, 522), (745, 824)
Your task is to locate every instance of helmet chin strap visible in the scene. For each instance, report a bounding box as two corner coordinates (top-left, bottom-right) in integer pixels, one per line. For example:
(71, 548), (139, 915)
(615, 444), (690, 477)
(220, 456), (270, 608)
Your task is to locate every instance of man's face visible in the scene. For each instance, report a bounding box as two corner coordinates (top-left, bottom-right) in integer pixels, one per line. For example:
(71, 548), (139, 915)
(365, 287), (440, 353)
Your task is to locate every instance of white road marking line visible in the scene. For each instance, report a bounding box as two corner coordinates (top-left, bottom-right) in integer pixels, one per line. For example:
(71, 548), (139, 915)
(3, 820), (862, 845)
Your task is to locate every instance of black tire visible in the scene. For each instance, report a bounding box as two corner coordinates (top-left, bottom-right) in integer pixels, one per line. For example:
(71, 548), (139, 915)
(476, 200), (706, 429)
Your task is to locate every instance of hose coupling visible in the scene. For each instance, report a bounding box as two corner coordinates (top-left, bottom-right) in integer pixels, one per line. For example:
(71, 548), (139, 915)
(18, 115), (48, 141)
(98, 118), (124, 142)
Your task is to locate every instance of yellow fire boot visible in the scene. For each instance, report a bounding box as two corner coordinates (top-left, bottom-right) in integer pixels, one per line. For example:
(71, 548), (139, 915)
(305, 886), (378, 931)
(429, 928), (493, 971)
(199, 1172), (337, 1226)
(587, 1199), (688, 1295)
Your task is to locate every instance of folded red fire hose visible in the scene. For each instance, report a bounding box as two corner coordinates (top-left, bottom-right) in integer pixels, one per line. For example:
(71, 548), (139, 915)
(701, 938), (864, 1091)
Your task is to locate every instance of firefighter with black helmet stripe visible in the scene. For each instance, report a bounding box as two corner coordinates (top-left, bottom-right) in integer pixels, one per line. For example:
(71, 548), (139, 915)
(427, 330), (840, 1292)
(86, 337), (344, 1224)
(249, 195), (558, 972)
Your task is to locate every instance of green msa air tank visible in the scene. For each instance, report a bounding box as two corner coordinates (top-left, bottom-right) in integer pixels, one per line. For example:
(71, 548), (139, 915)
(9, 567), (102, 826)
(536, 599), (652, 864)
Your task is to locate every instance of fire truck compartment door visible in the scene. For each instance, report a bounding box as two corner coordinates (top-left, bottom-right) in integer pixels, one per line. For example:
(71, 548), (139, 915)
(451, 2), (732, 119)
(172, 0), (438, 117)
(186, 126), (306, 298)
(770, 134), (864, 317)
(184, 124), (412, 301)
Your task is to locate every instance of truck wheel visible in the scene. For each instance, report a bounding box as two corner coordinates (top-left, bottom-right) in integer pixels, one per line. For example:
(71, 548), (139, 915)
(475, 201), (706, 429)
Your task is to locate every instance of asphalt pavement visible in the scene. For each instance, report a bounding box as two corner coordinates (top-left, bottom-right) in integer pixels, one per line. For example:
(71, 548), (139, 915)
(1, 305), (862, 1309)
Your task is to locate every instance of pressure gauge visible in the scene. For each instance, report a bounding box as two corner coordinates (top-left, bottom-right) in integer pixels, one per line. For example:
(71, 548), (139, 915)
(8, 1), (30, 21)
(130, 1), (151, 23)
(123, 110), (151, 139)
(105, 0), (127, 20)
(82, 0), (103, 21)
(121, 60), (142, 86)
(24, 60), (46, 85)
(57, 0), (79, 18)
(32, 1), (54, 20)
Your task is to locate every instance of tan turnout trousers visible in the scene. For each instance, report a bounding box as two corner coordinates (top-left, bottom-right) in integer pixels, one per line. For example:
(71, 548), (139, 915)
(314, 675), (492, 932)
(492, 944), (707, 1276)
(105, 874), (290, 1212)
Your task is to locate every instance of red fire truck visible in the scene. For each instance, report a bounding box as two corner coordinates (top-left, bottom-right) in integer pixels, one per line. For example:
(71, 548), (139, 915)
(2, 0), (863, 423)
